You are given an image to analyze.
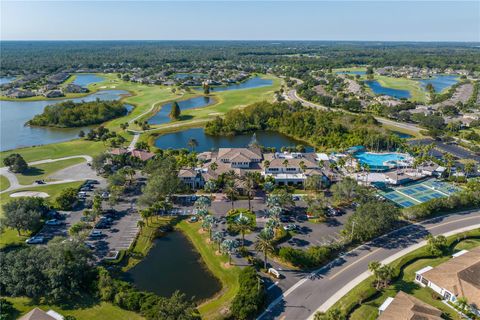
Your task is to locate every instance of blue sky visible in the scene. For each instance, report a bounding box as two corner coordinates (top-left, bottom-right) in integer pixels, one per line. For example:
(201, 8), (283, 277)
(1, 1), (478, 41)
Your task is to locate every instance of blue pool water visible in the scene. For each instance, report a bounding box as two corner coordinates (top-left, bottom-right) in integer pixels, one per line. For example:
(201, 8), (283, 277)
(418, 75), (459, 93)
(355, 152), (407, 170)
(148, 96), (214, 125)
(366, 80), (411, 99)
(73, 74), (105, 87)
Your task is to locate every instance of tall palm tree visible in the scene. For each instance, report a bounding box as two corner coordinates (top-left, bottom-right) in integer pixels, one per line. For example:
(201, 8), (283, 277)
(243, 172), (257, 211)
(224, 179), (238, 209)
(137, 220), (145, 231)
(187, 138), (199, 152)
(212, 231), (224, 251)
(444, 153), (455, 178)
(255, 230), (275, 269)
(235, 215), (252, 248)
(456, 297), (469, 312)
(221, 239), (237, 265)
(202, 215), (216, 239)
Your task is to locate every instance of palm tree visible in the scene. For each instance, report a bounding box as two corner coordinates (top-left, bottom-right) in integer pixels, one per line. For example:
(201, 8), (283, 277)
(194, 196), (211, 211)
(187, 138), (199, 152)
(196, 208), (209, 220)
(463, 160), (475, 178)
(243, 172), (257, 211)
(209, 162), (218, 171)
(224, 179), (238, 209)
(221, 239), (237, 265)
(263, 160), (270, 170)
(282, 159), (289, 169)
(140, 209), (152, 226)
(456, 297), (469, 312)
(255, 229), (275, 269)
(235, 215), (252, 248)
(444, 153), (455, 178)
(212, 231), (223, 252)
(202, 215), (216, 239)
(137, 220), (145, 231)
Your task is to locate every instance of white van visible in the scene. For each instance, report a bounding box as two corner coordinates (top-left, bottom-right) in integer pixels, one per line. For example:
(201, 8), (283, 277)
(268, 268), (281, 279)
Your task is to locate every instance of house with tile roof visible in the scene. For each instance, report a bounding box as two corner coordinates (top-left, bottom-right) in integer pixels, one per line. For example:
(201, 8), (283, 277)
(378, 291), (443, 320)
(415, 247), (480, 314)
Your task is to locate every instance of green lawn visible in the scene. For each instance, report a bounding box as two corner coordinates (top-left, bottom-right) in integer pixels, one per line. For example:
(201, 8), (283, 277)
(15, 157), (85, 185)
(370, 75), (427, 103)
(0, 139), (106, 164)
(332, 230), (480, 320)
(5, 297), (143, 320)
(0, 181), (83, 248)
(177, 220), (242, 320)
(0, 175), (10, 191)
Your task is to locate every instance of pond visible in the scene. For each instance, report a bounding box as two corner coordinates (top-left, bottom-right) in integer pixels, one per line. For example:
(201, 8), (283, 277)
(418, 75), (459, 93)
(336, 70), (366, 75)
(154, 128), (313, 152)
(390, 130), (413, 139)
(123, 231), (221, 301)
(174, 73), (207, 79)
(72, 74), (105, 87)
(0, 76), (16, 85)
(148, 96), (214, 125)
(0, 90), (129, 151)
(206, 76), (273, 92)
(366, 80), (411, 99)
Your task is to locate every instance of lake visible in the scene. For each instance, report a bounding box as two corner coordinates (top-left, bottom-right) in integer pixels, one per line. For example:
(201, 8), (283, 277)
(0, 90), (129, 151)
(175, 73), (207, 79)
(418, 75), (459, 93)
(154, 128), (313, 152)
(72, 74), (105, 87)
(148, 96), (214, 125)
(390, 130), (413, 139)
(366, 80), (411, 99)
(336, 70), (366, 75)
(207, 76), (273, 92)
(0, 77), (16, 85)
(123, 231), (221, 301)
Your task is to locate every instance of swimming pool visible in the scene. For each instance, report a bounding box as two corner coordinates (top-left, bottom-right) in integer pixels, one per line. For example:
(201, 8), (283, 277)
(355, 152), (408, 170)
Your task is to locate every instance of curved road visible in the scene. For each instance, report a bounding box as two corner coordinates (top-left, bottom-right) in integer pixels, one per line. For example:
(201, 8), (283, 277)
(258, 209), (480, 320)
(286, 89), (422, 134)
(0, 155), (92, 193)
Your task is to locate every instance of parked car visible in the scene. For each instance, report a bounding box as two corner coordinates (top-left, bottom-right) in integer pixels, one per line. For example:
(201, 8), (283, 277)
(189, 216), (198, 223)
(280, 216), (292, 223)
(101, 192), (110, 199)
(292, 195), (301, 201)
(283, 224), (299, 231)
(34, 180), (46, 185)
(86, 179), (99, 185)
(78, 191), (87, 199)
(89, 230), (103, 238)
(84, 242), (95, 250)
(26, 236), (44, 244)
(45, 219), (61, 226)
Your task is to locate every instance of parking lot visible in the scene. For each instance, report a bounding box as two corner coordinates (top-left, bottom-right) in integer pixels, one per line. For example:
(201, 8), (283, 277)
(34, 177), (142, 260)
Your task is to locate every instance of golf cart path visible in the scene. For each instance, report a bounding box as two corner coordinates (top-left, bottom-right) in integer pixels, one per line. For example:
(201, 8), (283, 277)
(0, 155), (93, 193)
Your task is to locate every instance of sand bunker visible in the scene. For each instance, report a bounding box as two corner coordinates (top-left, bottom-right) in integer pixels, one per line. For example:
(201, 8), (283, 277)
(10, 191), (49, 198)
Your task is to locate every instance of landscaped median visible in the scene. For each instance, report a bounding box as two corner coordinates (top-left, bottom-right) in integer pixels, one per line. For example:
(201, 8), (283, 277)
(319, 228), (480, 320)
(177, 220), (242, 320)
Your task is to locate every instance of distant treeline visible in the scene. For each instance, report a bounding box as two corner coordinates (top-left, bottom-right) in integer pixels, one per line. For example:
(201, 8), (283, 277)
(27, 99), (127, 127)
(1, 41), (479, 74)
(205, 101), (403, 151)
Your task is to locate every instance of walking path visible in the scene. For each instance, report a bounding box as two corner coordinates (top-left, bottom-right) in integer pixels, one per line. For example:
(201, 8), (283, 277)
(257, 210), (480, 320)
(0, 155), (93, 193)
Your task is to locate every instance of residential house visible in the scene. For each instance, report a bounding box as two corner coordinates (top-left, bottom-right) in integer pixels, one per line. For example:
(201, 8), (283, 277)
(415, 247), (480, 314)
(109, 148), (155, 161)
(378, 291), (443, 320)
(44, 90), (64, 98)
(65, 83), (88, 93)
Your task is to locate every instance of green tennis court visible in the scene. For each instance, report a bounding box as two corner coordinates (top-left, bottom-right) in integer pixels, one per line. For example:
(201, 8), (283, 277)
(379, 179), (461, 208)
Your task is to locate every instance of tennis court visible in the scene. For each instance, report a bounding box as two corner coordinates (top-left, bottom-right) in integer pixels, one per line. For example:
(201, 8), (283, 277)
(379, 179), (461, 208)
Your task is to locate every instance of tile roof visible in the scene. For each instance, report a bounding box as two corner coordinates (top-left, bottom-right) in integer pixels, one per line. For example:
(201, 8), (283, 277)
(422, 247), (480, 306)
(378, 291), (443, 320)
(18, 308), (58, 320)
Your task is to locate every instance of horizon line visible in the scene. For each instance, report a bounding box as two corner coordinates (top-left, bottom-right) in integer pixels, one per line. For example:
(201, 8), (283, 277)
(1, 39), (479, 43)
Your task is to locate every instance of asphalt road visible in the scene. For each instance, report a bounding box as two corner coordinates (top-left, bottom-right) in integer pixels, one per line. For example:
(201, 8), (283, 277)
(258, 209), (480, 320)
(286, 89), (422, 134)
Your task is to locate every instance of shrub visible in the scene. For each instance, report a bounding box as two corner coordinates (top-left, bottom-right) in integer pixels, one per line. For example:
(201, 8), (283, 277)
(55, 187), (79, 210)
(231, 267), (266, 320)
(278, 245), (334, 269)
(403, 190), (480, 220)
